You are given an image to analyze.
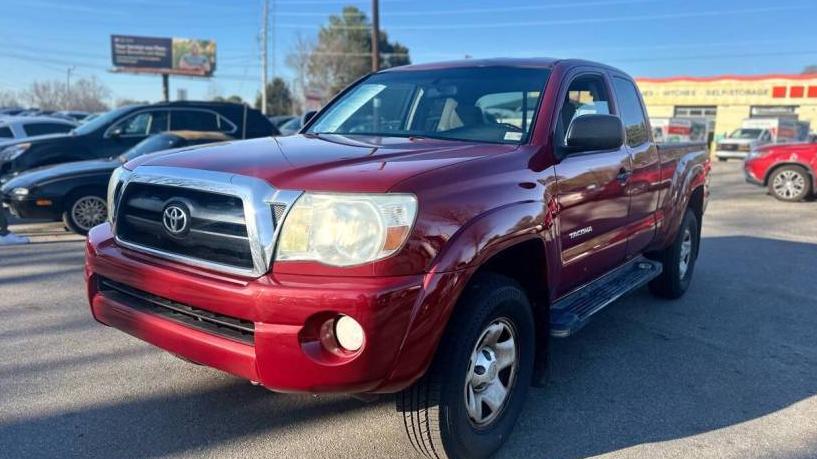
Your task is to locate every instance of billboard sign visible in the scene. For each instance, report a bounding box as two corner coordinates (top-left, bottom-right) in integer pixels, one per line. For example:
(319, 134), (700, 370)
(111, 35), (216, 77)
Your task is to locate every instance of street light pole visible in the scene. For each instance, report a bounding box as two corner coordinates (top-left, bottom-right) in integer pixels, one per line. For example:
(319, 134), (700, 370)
(371, 0), (380, 72)
(66, 66), (75, 107)
(261, 0), (269, 115)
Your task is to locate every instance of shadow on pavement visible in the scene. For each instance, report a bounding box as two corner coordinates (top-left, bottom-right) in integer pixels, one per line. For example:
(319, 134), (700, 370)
(0, 235), (814, 458)
(500, 235), (817, 458)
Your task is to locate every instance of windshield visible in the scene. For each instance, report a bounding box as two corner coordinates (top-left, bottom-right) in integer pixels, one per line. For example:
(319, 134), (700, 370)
(119, 134), (181, 161)
(308, 66), (551, 144)
(729, 128), (763, 139)
(72, 106), (133, 135)
(281, 117), (301, 131)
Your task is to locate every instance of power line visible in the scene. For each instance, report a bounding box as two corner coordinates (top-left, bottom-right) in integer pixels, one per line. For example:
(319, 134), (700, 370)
(271, 5), (813, 30)
(266, 0), (659, 17)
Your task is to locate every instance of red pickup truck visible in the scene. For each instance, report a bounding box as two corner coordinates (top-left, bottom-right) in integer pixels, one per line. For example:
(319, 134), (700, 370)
(85, 58), (709, 458)
(744, 141), (816, 201)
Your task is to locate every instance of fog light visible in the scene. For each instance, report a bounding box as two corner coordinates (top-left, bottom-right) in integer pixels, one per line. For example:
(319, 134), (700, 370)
(334, 315), (364, 351)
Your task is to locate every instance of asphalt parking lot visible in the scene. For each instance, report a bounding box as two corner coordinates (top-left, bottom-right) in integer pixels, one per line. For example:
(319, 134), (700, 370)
(1, 161), (816, 459)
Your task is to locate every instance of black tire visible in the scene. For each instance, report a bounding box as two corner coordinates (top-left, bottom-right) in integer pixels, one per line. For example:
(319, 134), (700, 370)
(717, 157), (728, 162)
(62, 191), (108, 235)
(397, 273), (535, 459)
(767, 165), (812, 202)
(649, 209), (699, 299)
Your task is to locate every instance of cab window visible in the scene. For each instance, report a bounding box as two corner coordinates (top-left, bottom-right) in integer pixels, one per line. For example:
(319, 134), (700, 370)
(613, 77), (649, 147)
(555, 75), (611, 147)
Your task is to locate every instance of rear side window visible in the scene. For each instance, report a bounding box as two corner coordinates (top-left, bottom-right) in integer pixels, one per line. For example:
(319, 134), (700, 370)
(0, 126), (12, 138)
(171, 110), (219, 131)
(613, 77), (649, 147)
(23, 122), (73, 136)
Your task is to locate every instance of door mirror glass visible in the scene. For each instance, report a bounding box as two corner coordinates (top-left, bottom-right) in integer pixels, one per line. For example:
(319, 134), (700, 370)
(565, 114), (624, 152)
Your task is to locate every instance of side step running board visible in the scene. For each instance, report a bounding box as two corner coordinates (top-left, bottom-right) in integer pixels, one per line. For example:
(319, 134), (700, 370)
(550, 257), (662, 338)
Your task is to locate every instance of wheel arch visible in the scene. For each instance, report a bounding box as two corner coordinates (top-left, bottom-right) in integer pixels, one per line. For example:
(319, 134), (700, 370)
(61, 184), (108, 213)
(763, 161), (815, 188)
(378, 201), (557, 392)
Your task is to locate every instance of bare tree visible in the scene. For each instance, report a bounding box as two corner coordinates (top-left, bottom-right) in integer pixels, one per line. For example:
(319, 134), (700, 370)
(22, 80), (66, 110)
(21, 77), (110, 112)
(67, 77), (110, 112)
(0, 90), (20, 108)
(286, 33), (315, 113)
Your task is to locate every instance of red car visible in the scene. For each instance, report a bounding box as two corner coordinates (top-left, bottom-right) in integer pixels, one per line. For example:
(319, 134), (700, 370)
(85, 58), (709, 458)
(744, 141), (816, 201)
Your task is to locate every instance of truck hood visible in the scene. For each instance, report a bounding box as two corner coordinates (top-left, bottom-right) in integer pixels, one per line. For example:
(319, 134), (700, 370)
(131, 134), (516, 192)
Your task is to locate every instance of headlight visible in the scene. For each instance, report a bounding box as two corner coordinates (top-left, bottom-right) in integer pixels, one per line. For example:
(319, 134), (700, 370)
(0, 143), (31, 161)
(106, 166), (131, 223)
(11, 187), (29, 196)
(276, 192), (417, 266)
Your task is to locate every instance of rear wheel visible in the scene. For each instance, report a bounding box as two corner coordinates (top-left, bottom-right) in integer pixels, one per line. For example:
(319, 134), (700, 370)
(768, 165), (811, 202)
(397, 274), (534, 459)
(649, 209), (699, 299)
(63, 192), (107, 235)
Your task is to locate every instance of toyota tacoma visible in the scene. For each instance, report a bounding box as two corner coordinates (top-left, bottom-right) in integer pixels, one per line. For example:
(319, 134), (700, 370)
(85, 58), (709, 458)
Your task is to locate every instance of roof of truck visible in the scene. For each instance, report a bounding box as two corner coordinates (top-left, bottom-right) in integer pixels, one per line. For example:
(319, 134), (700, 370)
(381, 58), (561, 72)
(380, 57), (628, 75)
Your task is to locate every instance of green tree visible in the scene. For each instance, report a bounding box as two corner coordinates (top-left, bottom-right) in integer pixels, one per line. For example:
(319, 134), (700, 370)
(255, 77), (294, 115)
(214, 94), (245, 104)
(297, 6), (411, 103)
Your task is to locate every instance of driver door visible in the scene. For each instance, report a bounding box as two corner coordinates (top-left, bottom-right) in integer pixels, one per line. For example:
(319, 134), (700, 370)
(553, 72), (631, 297)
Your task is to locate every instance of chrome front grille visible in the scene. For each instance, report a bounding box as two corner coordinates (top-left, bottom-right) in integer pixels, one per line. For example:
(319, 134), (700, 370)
(117, 183), (254, 269)
(112, 166), (300, 277)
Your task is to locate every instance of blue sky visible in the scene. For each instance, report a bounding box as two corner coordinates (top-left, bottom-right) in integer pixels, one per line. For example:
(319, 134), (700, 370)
(1, 0), (817, 105)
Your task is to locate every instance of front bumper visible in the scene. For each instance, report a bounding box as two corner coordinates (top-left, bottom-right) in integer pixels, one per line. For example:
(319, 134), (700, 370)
(715, 150), (749, 159)
(1, 194), (61, 220)
(85, 223), (465, 394)
(743, 165), (763, 186)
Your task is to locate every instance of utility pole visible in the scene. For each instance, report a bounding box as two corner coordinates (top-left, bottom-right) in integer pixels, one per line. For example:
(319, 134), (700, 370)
(371, 0), (380, 72)
(66, 66), (75, 107)
(261, 0), (269, 115)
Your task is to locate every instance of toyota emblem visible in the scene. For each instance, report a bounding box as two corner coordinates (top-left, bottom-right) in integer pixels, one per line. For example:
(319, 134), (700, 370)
(162, 204), (189, 236)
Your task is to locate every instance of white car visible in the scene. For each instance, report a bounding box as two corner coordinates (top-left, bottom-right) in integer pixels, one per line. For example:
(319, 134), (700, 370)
(0, 116), (78, 142)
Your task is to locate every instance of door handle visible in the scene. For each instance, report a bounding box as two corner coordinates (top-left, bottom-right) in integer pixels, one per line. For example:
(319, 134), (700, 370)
(616, 168), (631, 183)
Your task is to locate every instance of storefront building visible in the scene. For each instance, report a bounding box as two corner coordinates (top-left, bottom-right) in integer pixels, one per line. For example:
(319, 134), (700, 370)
(636, 73), (817, 142)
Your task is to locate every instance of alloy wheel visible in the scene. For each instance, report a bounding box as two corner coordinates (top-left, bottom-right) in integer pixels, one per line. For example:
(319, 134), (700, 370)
(71, 196), (107, 231)
(772, 170), (806, 200)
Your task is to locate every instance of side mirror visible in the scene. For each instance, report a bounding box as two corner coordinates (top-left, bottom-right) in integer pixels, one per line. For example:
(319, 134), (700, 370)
(302, 110), (317, 126)
(565, 114), (624, 153)
(108, 126), (123, 138)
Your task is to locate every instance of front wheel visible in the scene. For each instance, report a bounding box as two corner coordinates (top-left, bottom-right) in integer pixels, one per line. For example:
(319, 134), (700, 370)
(768, 165), (812, 202)
(397, 274), (535, 459)
(63, 193), (107, 235)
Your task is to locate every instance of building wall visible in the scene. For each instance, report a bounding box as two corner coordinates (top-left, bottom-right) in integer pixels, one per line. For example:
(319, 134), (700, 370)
(635, 74), (817, 139)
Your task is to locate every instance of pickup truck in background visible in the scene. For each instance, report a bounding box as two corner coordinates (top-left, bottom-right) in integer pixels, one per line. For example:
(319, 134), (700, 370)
(715, 117), (798, 161)
(745, 140), (816, 201)
(84, 58), (709, 458)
